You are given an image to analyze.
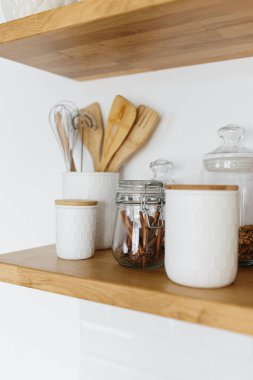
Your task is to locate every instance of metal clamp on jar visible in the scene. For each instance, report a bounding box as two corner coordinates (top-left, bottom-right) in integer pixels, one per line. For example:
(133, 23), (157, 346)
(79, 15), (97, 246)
(112, 180), (165, 268)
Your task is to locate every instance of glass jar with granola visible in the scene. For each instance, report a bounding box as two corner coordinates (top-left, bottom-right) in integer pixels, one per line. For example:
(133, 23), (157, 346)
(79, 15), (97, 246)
(202, 124), (253, 266)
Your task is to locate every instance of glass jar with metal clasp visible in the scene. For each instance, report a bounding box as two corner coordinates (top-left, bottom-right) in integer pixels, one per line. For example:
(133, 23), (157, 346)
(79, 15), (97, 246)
(112, 180), (165, 268)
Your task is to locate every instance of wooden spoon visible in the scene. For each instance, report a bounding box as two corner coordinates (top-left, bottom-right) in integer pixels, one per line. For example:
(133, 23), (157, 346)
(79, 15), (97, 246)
(106, 105), (160, 172)
(79, 103), (104, 171)
(55, 112), (76, 171)
(99, 95), (137, 172)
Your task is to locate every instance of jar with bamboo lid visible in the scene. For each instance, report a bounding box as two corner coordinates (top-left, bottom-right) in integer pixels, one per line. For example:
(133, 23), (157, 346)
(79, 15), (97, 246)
(165, 185), (239, 288)
(55, 199), (97, 260)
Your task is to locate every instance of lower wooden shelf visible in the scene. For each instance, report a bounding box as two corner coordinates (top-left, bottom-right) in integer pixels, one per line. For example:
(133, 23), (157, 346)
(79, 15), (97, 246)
(0, 245), (252, 335)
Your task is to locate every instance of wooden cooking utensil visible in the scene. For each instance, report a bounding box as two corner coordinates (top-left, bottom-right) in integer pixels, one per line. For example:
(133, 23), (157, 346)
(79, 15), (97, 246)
(99, 95), (137, 172)
(55, 112), (76, 171)
(106, 105), (160, 172)
(79, 102), (104, 171)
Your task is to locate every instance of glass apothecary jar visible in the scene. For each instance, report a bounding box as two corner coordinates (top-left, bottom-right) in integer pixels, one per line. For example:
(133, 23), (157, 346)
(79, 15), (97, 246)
(201, 124), (253, 266)
(112, 180), (165, 268)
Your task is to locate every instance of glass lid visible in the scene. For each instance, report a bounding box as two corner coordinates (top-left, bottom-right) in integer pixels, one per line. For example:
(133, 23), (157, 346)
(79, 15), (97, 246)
(203, 124), (253, 171)
(150, 159), (175, 184)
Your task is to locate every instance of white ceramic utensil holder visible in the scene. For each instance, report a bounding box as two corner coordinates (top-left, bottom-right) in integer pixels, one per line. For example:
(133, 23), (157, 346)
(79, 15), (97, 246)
(62, 172), (119, 250)
(2, 0), (77, 21)
(55, 200), (97, 260)
(165, 185), (239, 288)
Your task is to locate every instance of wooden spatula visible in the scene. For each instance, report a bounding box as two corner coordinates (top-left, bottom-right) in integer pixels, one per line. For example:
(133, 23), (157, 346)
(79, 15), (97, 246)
(99, 95), (137, 172)
(106, 105), (160, 172)
(79, 103), (104, 171)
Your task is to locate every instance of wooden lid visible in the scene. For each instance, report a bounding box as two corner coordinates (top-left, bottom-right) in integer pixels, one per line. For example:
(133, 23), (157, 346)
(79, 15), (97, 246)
(55, 199), (98, 206)
(165, 184), (239, 191)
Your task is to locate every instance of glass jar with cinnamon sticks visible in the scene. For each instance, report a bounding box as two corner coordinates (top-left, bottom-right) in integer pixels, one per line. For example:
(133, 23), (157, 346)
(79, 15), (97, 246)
(112, 180), (165, 268)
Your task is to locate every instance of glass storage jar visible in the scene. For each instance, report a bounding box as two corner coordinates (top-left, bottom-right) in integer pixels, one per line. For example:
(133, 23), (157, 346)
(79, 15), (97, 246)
(202, 124), (253, 266)
(112, 180), (165, 268)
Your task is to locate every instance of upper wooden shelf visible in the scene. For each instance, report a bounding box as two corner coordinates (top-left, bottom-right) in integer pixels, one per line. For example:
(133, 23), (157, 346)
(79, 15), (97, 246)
(0, 0), (253, 80)
(0, 245), (253, 336)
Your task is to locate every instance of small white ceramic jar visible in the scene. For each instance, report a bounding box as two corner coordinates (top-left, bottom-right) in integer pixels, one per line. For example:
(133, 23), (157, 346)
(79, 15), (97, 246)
(165, 185), (239, 288)
(55, 199), (97, 260)
(62, 172), (119, 250)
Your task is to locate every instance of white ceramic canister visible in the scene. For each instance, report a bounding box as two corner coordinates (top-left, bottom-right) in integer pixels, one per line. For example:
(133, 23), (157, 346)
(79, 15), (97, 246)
(62, 172), (119, 250)
(165, 185), (239, 288)
(55, 199), (97, 260)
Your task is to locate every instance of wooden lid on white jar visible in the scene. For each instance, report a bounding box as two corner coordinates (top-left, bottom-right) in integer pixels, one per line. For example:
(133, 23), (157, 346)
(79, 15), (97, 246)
(165, 185), (238, 191)
(55, 199), (98, 206)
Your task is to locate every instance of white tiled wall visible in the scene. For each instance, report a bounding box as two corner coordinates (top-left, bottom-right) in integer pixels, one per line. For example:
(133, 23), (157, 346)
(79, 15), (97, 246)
(0, 280), (253, 380)
(0, 282), (80, 380)
(80, 301), (253, 380)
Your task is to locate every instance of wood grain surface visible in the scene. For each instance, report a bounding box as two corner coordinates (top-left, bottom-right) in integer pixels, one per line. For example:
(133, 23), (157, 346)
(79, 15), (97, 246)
(1, 0), (253, 80)
(55, 199), (97, 206)
(165, 185), (239, 191)
(0, 245), (253, 336)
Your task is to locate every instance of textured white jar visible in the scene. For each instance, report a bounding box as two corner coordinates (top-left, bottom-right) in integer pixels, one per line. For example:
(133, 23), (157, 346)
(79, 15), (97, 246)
(55, 199), (97, 260)
(165, 185), (239, 288)
(63, 172), (119, 250)
(1, 0), (77, 21)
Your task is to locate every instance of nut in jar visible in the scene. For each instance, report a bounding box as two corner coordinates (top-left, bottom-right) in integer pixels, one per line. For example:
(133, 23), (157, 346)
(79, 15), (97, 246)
(239, 225), (253, 263)
(112, 180), (165, 268)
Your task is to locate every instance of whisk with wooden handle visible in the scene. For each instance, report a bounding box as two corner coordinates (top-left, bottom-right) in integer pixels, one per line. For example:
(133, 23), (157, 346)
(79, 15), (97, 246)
(49, 101), (79, 172)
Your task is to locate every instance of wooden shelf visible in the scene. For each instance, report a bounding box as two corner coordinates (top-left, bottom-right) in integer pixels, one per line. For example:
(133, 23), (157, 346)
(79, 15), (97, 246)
(0, 0), (253, 80)
(0, 245), (253, 335)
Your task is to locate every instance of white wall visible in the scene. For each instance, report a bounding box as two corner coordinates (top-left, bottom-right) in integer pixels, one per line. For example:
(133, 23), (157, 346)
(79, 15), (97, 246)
(2, 55), (253, 253)
(1, 16), (253, 379)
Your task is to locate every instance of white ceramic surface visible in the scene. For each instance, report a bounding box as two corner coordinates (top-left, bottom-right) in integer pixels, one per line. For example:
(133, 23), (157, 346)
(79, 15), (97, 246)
(63, 172), (119, 250)
(165, 188), (239, 288)
(56, 203), (97, 260)
(1, 0), (77, 21)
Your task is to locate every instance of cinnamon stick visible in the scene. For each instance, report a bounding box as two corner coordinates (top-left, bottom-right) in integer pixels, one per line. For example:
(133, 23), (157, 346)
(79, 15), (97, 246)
(148, 215), (154, 226)
(142, 213), (148, 251)
(152, 210), (160, 227)
(150, 210), (160, 239)
(156, 220), (163, 259)
(120, 211), (132, 243)
(126, 216), (133, 235)
(127, 236), (131, 250)
(149, 236), (157, 248)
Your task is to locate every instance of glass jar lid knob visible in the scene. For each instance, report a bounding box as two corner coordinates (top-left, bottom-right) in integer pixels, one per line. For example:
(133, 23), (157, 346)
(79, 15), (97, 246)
(218, 124), (245, 150)
(150, 159), (174, 184)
